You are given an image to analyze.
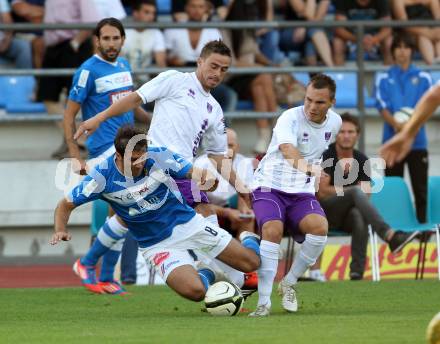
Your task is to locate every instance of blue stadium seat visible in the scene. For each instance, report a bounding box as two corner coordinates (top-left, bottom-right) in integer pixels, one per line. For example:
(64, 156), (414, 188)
(370, 176), (435, 232)
(156, 0), (171, 15)
(0, 76), (46, 113)
(325, 72), (375, 109)
(292, 72), (309, 86)
(236, 100), (254, 110)
(427, 176), (440, 225)
(90, 199), (109, 236)
(371, 176), (439, 279)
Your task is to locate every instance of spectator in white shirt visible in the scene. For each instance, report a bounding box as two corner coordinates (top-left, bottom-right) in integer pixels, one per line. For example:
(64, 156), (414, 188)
(122, 0), (166, 88)
(165, 0), (237, 112)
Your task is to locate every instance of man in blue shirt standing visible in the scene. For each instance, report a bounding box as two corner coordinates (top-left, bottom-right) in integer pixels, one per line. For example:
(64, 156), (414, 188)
(62, 18), (150, 294)
(50, 126), (260, 302)
(375, 33), (431, 222)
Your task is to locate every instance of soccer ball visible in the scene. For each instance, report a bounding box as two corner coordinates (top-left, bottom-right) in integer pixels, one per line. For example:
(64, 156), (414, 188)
(204, 281), (244, 316)
(394, 107), (414, 124)
(427, 312), (440, 344)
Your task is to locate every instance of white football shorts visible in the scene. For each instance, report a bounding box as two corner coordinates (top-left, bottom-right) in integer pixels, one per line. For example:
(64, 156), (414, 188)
(139, 213), (232, 281)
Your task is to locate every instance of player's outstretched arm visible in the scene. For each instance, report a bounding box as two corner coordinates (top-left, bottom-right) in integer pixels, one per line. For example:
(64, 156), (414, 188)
(74, 92), (143, 140)
(380, 84), (440, 166)
(50, 198), (76, 245)
(186, 166), (219, 192)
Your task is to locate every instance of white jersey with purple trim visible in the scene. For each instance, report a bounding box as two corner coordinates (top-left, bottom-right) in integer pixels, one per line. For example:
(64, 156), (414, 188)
(253, 106), (342, 194)
(136, 70), (227, 161)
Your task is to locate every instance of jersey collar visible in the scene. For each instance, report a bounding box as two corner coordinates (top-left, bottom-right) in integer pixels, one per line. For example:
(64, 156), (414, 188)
(94, 54), (119, 67)
(191, 72), (210, 97)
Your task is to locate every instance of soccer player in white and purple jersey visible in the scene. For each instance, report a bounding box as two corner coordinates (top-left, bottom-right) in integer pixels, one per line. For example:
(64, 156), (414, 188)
(249, 74), (342, 317)
(74, 40), (255, 291)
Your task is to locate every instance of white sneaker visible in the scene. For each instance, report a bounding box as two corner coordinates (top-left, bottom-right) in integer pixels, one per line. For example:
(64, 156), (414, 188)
(278, 279), (298, 312)
(239, 231), (260, 243)
(249, 303), (271, 317)
(309, 269), (327, 282)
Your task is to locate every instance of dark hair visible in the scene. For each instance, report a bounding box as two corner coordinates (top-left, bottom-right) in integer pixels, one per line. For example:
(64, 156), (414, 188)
(391, 32), (415, 55)
(94, 17), (125, 38)
(225, 0), (267, 57)
(340, 112), (361, 133)
(132, 0), (157, 11)
(114, 126), (148, 155)
(308, 73), (336, 100)
(200, 40), (231, 59)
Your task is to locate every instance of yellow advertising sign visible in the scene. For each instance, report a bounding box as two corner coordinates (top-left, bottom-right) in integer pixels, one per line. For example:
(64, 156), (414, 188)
(321, 243), (439, 280)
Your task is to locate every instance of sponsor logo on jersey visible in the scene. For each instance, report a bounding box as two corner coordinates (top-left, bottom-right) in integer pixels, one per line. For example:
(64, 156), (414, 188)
(153, 251), (170, 266)
(207, 102), (212, 113)
(187, 88), (195, 99)
(325, 132), (331, 141)
(95, 71), (133, 93)
(110, 90), (131, 104)
(302, 132), (309, 143)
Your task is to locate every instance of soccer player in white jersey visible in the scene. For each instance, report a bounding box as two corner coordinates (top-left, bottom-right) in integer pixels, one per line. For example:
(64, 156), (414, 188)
(50, 126), (260, 303)
(249, 74), (342, 317)
(74, 40), (255, 292)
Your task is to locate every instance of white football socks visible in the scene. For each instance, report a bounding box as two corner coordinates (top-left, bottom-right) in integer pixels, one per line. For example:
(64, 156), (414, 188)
(284, 234), (327, 285)
(257, 240), (280, 307)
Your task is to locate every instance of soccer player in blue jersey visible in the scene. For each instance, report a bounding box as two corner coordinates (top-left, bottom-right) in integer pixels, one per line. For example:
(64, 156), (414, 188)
(62, 17), (151, 294)
(50, 126), (260, 302)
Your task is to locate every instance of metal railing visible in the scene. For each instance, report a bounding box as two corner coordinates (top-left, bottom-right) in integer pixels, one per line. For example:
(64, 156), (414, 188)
(1, 19), (440, 151)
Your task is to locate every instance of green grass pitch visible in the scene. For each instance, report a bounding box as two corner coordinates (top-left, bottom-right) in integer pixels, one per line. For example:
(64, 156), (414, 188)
(1, 280), (439, 344)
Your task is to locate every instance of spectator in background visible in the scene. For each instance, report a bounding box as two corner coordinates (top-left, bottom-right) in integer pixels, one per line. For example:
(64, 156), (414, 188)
(392, 0), (440, 65)
(9, 0), (45, 68)
(92, 0), (126, 20)
(317, 113), (420, 280)
(333, 0), (392, 65)
(256, 0), (285, 65)
(122, 0), (166, 88)
(172, 0), (227, 21)
(375, 33), (431, 222)
(194, 128), (256, 238)
(165, 0), (237, 113)
(222, 0), (279, 154)
(37, 0), (100, 159)
(0, 0), (32, 68)
(279, 0), (334, 66)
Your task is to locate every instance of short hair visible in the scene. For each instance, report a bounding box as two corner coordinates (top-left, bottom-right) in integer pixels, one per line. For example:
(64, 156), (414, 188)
(340, 112), (361, 133)
(133, 0), (157, 11)
(94, 17), (125, 38)
(114, 126), (148, 155)
(391, 32), (416, 54)
(308, 73), (336, 100)
(200, 40), (231, 59)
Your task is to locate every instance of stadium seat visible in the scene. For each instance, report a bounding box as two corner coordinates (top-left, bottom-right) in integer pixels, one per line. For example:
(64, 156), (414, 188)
(156, 0), (171, 15)
(292, 72), (310, 86)
(236, 100), (254, 110)
(371, 176), (438, 279)
(325, 72), (374, 109)
(90, 199), (109, 237)
(427, 176), (440, 280)
(0, 76), (46, 113)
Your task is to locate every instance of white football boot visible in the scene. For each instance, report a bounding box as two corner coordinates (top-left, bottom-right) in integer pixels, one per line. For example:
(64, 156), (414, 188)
(249, 303), (271, 317)
(278, 278), (298, 312)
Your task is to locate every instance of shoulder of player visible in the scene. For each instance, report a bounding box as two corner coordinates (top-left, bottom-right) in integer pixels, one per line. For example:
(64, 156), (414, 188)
(278, 106), (302, 121)
(156, 69), (183, 81)
(327, 109), (343, 126)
